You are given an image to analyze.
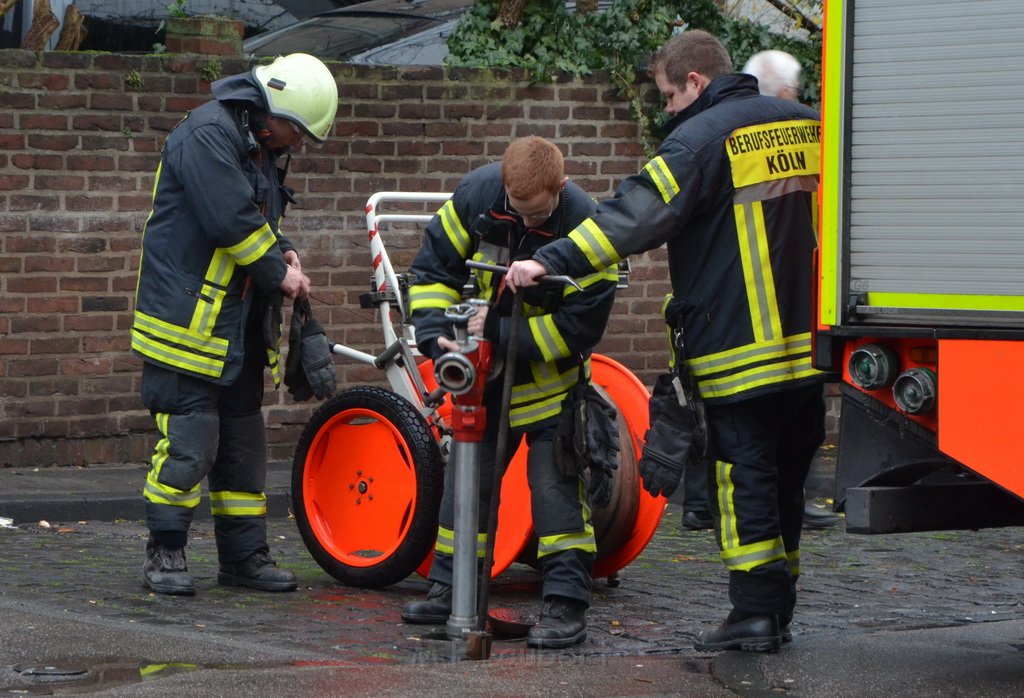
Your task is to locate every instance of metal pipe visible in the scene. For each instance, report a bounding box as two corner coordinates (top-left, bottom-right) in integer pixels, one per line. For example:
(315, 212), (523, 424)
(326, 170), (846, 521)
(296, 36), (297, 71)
(465, 260), (582, 291)
(446, 438), (480, 639)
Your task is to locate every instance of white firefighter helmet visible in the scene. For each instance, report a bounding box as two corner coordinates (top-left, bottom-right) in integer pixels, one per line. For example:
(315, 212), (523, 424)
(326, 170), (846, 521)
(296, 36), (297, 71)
(253, 53), (338, 143)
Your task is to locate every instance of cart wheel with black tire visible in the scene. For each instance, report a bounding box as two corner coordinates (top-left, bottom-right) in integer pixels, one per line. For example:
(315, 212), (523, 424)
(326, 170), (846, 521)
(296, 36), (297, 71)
(292, 386), (443, 589)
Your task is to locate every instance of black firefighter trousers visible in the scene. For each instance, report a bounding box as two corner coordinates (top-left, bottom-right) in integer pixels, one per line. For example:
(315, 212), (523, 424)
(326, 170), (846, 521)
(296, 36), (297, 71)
(427, 422), (596, 607)
(139, 340), (271, 563)
(704, 383), (825, 620)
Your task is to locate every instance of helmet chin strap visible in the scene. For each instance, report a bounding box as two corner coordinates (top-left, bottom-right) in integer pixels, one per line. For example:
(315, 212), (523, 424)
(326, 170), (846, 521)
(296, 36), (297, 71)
(240, 108), (272, 153)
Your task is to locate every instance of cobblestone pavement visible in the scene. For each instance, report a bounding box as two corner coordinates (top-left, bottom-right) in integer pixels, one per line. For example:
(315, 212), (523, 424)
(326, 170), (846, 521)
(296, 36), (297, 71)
(3, 501), (1024, 674)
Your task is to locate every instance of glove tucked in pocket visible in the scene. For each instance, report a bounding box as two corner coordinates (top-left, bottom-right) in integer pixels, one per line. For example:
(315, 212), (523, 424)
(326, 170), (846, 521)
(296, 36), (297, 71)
(284, 298), (337, 402)
(555, 380), (620, 509)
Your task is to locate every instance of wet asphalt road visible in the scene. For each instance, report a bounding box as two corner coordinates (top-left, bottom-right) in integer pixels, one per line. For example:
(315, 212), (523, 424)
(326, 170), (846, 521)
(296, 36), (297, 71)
(3, 500), (1024, 696)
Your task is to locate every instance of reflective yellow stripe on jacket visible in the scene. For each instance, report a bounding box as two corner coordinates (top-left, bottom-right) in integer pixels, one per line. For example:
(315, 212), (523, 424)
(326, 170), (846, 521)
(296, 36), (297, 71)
(508, 358), (588, 429)
(131, 310), (229, 378)
(687, 333), (819, 400)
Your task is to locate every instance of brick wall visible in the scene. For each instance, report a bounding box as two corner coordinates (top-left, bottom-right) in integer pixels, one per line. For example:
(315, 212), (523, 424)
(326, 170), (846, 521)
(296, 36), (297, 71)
(0, 49), (838, 469)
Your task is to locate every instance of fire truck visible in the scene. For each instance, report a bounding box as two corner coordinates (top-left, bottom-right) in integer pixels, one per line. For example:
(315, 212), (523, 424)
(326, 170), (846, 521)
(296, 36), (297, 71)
(815, 0), (1024, 532)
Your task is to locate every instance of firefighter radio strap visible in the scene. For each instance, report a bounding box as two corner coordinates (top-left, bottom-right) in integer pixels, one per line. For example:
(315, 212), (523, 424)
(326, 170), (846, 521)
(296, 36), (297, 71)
(555, 357), (620, 509)
(637, 327), (709, 498)
(284, 297), (337, 402)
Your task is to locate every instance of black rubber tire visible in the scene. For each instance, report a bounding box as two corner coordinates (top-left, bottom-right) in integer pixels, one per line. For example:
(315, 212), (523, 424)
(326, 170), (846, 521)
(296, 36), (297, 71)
(292, 386), (443, 588)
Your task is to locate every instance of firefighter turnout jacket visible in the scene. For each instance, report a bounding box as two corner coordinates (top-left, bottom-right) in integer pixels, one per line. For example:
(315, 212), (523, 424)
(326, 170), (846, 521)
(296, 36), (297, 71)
(408, 163), (619, 429)
(534, 74), (823, 404)
(131, 73), (295, 386)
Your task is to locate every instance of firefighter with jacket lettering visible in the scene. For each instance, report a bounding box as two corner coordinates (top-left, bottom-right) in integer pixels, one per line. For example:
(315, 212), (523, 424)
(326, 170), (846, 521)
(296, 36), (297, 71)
(508, 31), (825, 653)
(400, 136), (618, 649)
(130, 54), (338, 596)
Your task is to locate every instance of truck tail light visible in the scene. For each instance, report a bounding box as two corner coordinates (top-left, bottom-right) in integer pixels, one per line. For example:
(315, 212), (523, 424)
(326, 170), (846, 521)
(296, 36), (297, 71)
(893, 367), (937, 414)
(848, 344), (898, 390)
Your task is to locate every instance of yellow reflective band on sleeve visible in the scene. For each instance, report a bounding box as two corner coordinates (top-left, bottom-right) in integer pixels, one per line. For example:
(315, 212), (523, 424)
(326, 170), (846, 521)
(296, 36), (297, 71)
(864, 292), (1024, 313)
(225, 223), (277, 266)
(561, 267), (618, 297)
(528, 315), (570, 362)
(408, 283), (462, 312)
(568, 219), (621, 272)
(643, 156), (681, 204)
(734, 201), (783, 343)
(438, 200), (471, 257)
(726, 120), (821, 189)
(787, 549), (801, 577)
(210, 490), (267, 517)
(720, 536), (787, 572)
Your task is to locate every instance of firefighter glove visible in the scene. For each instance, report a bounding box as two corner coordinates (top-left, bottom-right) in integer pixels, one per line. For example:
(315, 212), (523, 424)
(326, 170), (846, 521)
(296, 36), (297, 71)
(556, 380), (620, 509)
(285, 298), (337, 402)
(637, 372), (705, 498)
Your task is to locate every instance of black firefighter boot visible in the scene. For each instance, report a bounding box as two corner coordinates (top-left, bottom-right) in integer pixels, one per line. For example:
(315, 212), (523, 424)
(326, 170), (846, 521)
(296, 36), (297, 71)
(218, 549), (298, 592)
(694, 609), (782, 653)
(401, 582), (453, 624)
(526, 596), (588, 649)
(142, 540), (195, 596)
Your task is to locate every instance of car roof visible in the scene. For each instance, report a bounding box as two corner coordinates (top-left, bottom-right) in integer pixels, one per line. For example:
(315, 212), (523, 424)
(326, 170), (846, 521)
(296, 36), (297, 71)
(242, 0), (474, 62)
(244, 0), (611, 66)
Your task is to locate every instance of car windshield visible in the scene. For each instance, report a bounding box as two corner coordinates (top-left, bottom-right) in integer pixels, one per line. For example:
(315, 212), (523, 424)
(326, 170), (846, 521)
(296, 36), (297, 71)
(243, 13), (443, 60)
(347, 18), (458, 65)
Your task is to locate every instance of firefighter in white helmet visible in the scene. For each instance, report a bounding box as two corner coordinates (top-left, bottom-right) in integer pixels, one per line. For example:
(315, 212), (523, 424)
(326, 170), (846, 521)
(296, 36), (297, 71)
(131, 54), (338, 596)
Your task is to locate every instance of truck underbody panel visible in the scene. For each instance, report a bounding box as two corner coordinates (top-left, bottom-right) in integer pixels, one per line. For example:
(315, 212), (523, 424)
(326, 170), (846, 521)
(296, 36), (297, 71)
(837, 373), (1024, 533)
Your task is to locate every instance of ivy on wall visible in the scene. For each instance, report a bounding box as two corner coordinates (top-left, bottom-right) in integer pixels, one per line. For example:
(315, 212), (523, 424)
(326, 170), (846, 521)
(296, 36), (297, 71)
(447, 0), (821, 154)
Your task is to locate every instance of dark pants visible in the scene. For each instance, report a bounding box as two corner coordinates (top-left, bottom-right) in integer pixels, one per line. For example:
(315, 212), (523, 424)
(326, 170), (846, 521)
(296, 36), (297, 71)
(704, 383), (825, 619)
(428, 419), (595, 605)
(683, 455), (710, 514)
(139, 333), (270, 562)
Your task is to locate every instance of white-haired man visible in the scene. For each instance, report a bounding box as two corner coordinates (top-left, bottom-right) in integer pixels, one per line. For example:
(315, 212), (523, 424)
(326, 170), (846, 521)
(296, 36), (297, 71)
(742, 49), (801, 101)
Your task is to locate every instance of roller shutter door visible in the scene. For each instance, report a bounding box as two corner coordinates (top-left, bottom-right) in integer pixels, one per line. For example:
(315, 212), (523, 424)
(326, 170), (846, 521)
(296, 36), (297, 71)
(845, 0), (1024, 327)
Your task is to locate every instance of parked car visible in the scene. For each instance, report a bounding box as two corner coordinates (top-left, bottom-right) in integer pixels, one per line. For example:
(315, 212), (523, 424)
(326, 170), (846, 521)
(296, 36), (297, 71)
(242, 0), (472, 65)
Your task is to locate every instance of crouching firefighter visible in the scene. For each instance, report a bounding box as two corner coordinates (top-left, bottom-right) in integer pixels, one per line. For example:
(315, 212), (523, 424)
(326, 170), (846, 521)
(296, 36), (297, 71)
(400, 137), (619, 648)
(130, 54), (339, 595)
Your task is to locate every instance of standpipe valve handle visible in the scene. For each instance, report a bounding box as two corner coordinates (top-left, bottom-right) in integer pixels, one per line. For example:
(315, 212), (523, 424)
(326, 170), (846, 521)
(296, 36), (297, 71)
(464, 260), (583, 291)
